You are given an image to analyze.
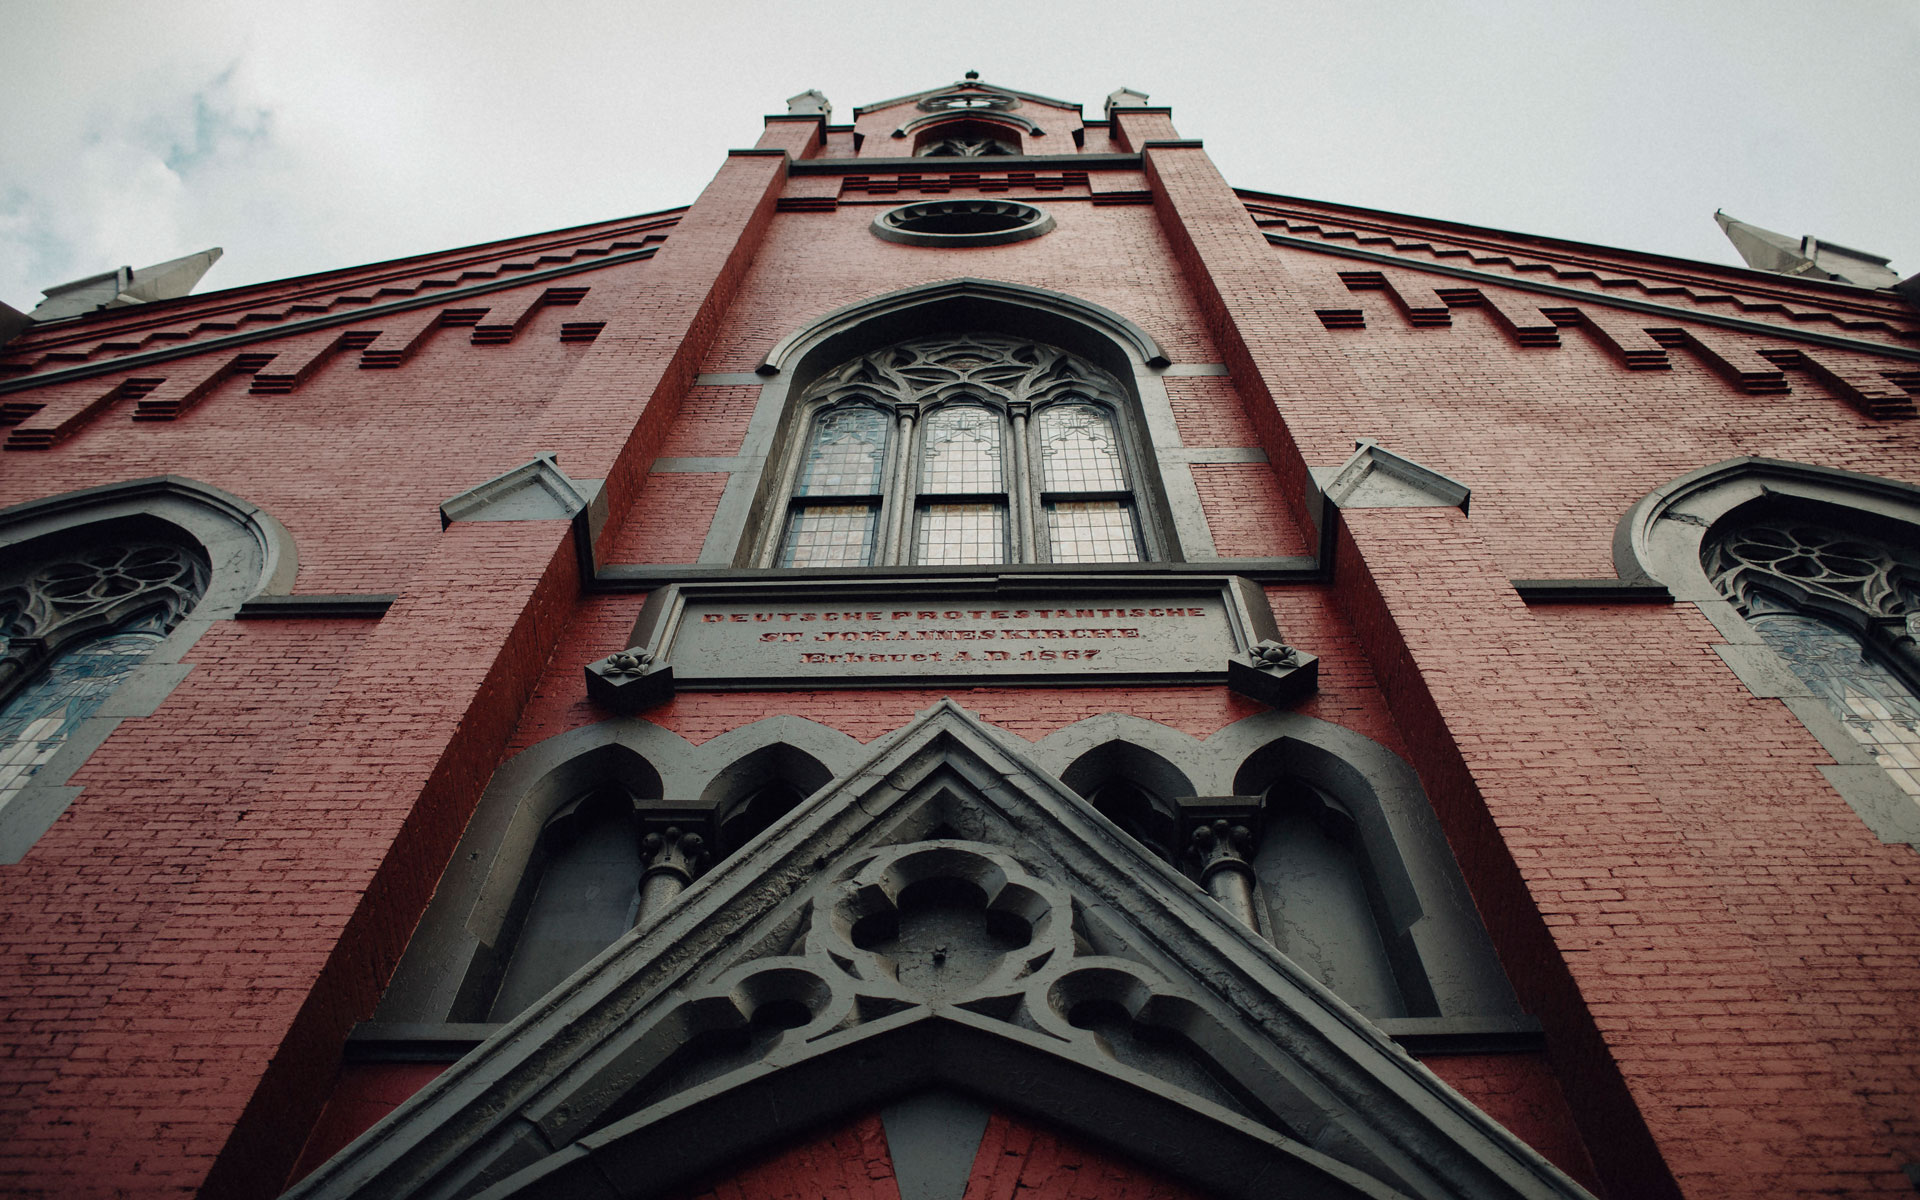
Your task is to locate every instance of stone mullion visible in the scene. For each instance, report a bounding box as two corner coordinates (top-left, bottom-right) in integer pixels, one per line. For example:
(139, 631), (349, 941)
(882, 405), (919, 566)
(1008, 401), (1034, 560)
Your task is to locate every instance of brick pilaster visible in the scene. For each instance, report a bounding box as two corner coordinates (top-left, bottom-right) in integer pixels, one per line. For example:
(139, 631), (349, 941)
(0, 141), (794, 1200)
(1331, 505), (1907, 1198)
(1133, 137), (1910, 1197)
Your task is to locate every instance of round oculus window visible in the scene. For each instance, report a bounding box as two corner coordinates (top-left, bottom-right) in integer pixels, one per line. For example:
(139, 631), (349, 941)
(871, 201), (1055, 248)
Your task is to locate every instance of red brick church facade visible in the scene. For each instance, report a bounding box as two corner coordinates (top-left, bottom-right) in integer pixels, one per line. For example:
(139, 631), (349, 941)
(1, 79), (1917, 1200)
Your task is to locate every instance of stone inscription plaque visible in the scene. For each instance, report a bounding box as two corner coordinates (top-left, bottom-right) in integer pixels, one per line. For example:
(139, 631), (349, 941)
(629, 577), (1274, 691)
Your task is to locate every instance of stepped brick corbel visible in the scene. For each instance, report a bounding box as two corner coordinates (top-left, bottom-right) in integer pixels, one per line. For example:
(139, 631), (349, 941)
(1434, 287), (1561, 346)
(1541, 307), (1670, 369)
(1756, 349), (1919, 419)
(1644, 326), (1789, 394)
(1339, 269), (1451, 326)
(358, 307), (487, 368)
(5, 377), (161, 448)
(470, 287), (590, 346)
(249, 332), (378, 395)
(131, 352), (278, 421)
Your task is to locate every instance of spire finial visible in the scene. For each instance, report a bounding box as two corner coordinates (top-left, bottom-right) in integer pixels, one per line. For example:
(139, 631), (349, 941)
(964, 70), (980, 81)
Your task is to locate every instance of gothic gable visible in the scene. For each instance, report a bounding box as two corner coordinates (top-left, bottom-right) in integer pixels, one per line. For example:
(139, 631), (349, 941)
(286, 702), (1591, 1200)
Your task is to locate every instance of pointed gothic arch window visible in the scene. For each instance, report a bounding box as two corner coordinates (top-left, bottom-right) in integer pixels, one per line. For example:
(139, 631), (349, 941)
(1705, 513), (1920, 803)
(767, 335), (1155, 567)
(0, 538), (209, 810)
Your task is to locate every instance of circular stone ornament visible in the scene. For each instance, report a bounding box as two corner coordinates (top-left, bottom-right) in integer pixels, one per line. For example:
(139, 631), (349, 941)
(871, 201), (1055, 248)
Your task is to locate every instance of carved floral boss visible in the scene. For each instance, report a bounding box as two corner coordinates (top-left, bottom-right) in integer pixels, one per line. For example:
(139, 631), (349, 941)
(587, 579), (1318, 713)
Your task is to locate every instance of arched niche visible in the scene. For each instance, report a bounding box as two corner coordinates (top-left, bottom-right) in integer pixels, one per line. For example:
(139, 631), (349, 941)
(711, 278), (1215, 567)
(1032, 710), (1526, 1030)
(699, 742), (835, 853)
(0, 476), (294, 860)
(1057, 739), (1196, 861)
(373, 715), (863, 1027)
(1618, 456), (1920, 845)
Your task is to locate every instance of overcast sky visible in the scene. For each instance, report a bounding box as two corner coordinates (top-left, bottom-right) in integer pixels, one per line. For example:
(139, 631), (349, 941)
(3, 1), (1916, 313)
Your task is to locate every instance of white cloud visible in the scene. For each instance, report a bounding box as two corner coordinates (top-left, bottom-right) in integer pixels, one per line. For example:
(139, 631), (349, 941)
(2, 0), (1916, 313)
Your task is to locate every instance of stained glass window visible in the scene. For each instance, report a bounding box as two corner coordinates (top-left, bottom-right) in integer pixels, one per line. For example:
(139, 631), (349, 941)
(1751, 614), (1920, 802)
(1036, 401), (1140, 563)
(1045, 501), (1141, 564)
(920, 405), (1003, 494)
(779, 406), (889, 567)
(916, 504), (1007, 566)
(0, 540), (206, 813)
(780, 506), (879, 568)
(1707, 516), (1920, 806)
(1038, 403), (1127, 492)
(771, 336), (1152, 567)
(796, 406), (888, 496)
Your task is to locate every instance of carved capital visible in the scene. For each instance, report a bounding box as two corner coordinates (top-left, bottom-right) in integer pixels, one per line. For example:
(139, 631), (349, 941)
(640, 823), (709, 886)
(1176, 797), (1263, 883)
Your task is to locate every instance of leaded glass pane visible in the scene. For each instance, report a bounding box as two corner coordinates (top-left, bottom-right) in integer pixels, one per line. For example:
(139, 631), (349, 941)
(915, 504), (1007, 566)
(1750, 613), (1920, 802)
(920, 405), (1003, 494)
(1045, 500), (1140, 564)
(1037, 402), (1126, 492)
(796, 407), (888, 497)
(779, 506), (879, 568)
(0, 629), (163, 800)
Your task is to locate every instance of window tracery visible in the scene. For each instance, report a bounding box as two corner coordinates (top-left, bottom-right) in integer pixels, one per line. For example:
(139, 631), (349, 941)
(916, 135), (1018, 158)
(0, 541), (208, 805)
(768, 335), (1151, 568)
(1707, 516), (1920, 801)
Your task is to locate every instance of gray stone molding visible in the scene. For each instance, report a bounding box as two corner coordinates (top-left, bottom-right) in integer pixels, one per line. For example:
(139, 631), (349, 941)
(1310, 440), (1472, 516)
(1616, 456), (1920, 844)
(753, 277), (1170, 377)
(870, 201), (1055, 248)
(440, 453), (609, 579)
(439, 453), (606, 532)
(294, 701), (1590, 1200)
(236, 594), (396, 619)
(681, 278), (1231, 571)
(0, 476), (294, 860)
(585, 574), (1310, 710)
(1031, 709), (1525, 1027)
(373, 714), (864, 1024)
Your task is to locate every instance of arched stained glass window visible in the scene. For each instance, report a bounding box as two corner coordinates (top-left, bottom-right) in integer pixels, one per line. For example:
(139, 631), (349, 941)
(779, 405), (890, 568)
(1707, 516), (1920, 803)
(767, 335), (1153, 568)
(0, 541), (207, 810)
(1036, 401), (1141, 564)
(916, 403), (1008, 566)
